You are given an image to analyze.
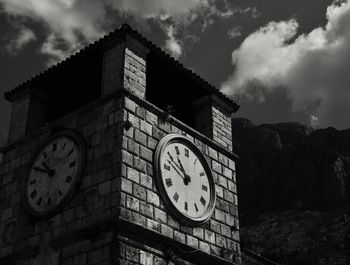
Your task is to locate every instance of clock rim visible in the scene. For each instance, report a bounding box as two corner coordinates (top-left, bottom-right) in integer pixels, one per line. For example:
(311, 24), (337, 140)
(154, 134), (216, 226)
(21, 129), (86, 219)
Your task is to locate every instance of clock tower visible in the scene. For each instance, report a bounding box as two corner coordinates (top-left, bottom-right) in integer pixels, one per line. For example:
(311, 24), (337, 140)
(0, 24), (241, 265)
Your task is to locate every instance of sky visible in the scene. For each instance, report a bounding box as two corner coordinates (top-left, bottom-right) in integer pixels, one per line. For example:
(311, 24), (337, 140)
(1, 0), (350, 142)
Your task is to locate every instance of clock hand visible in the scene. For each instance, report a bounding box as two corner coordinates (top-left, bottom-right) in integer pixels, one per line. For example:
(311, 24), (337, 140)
(167, 152), (183, 171)
(34, 166), (50, 174)
(176, 156), (191, 184)
(176, 157), (186, 174)
(167, 159), (185, 180)
(41, 162), (55, 177)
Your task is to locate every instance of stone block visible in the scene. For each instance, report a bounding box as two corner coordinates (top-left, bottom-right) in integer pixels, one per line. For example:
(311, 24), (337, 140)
(215, 209), (226, 223)
(140, 146), (153, 163)
(126, 195), (140, 211)
(127, 167), (140, 183)
(139, 201), (153, 218)
(140, 120), (152, 136)
(160, 224), (173, 238)
(174, 230), (186, 244)
(154, 208), (167, 223)
(204, 229), (215, 244)
(121, 178), (133, 194)
(147, 218), (161, 233)
(147, 190), (160, 207)
(187, 235), (199, 249)
(133, 183), (146, 201)
(134, 129), (147, 146)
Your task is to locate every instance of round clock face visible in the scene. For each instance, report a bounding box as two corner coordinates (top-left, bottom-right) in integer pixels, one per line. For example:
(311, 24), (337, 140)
(154, 134), (216, 224)
(22, 130), (85, 217)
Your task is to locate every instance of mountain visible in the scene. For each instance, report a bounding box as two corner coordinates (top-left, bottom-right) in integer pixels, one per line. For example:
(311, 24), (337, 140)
(232, 118), (350, 265)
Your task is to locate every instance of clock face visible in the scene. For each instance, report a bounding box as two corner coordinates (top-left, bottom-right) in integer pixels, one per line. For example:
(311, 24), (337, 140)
(22, 130), (85, 217)
(154, 134), (216, 224)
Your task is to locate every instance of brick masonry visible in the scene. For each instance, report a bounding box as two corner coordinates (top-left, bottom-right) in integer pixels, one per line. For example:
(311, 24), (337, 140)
(118, 95), (240, 263)
(0, 48), (240, 265)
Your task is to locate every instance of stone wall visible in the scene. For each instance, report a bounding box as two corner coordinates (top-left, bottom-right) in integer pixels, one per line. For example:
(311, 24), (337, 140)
(118, 94), (240, 263)
(0, 92), (240, 264)
(0, 95), (123, 264)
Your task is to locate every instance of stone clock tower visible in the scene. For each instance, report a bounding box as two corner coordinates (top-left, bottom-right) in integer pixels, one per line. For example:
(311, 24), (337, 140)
(0, 24), (240, 265)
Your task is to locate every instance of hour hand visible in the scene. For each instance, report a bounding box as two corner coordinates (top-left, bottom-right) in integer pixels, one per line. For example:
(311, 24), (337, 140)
(41, 162), (55, 177)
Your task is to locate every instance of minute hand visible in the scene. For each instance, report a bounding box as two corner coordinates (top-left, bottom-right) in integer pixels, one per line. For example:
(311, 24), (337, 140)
(177, 157), (187, 174)
(167, 160), (185, 180)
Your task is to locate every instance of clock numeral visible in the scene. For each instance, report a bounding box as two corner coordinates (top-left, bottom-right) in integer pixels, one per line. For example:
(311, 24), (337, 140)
(68, 149), (74, 156)
(61, 142), (67, 150)
(37, 197), (43, 206)
(42, 152), (47, 159)
(194, 203), (199, 212)
(184, 202), (188, 211)
(175, 146), (180, 155)
(65, 175), (73, 183)
(199, 172), (205, 177)
(47, 197), (52, 205)
(200, 196), (206, 206)
(194, 159), (198, 165)
(29, 179), (36, 185)
(165, 178), (173, 187)
(164, 164), (170, 171)
(202, 185), (208, 192)
(58, 190), (63, 197)
(30, 190), (37, 199)
(52, 143), (57, 152)
(173, 192), (179, 202)
(184, 148), (189, 157)
(69, 161), (76, 168)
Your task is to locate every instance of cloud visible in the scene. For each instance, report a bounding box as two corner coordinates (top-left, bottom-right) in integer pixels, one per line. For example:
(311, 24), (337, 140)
(228, 26), (242, 39)
(221, 0), (350, 129)
(0, 0), (212, 62)
(164, 25), (182, 59)
(106, 0), (208, 18)
(0, 0), (107, 61)
(6, 26), (36, 53)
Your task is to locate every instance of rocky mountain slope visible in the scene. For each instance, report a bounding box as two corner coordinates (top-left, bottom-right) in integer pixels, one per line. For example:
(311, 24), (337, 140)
(232, 118), (350, 265)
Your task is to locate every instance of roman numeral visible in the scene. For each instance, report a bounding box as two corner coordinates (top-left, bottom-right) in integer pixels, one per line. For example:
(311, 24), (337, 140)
(52, 143), (57, 152)
(194, 159), (197, 165)
(165, 178), (173, 187)
(37, 197), (43, 206)
(200, 172), (205, 177)
(65, 175), (72, 183)
(68, 149), (74, 156)
(47, 197), (52, 205)
(194, 203), (198, 212)
(184, 202), (188, 211)
(29, 179), (36, 185)
(61, 142), (66, 150)
(42, 152), (47, 158)
(200, 196), (206, 206)
(184, 148), (189, 157)
(202, 185), (208, 192)
(30, 190), (37, 199)
(173, 192), (179, 202)
(175, 146), (180, 155)
(69, 161), (76, 168)
(164, 163), (170, 171)
(58, 190), (63, 197)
